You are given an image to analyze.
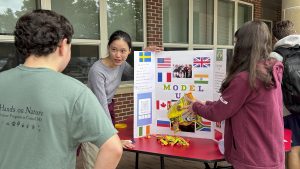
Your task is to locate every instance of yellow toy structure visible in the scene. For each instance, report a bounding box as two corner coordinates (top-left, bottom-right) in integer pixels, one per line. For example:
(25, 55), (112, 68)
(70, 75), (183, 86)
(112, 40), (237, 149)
(167, 93), (196, 132)
(156, 135), (190, 146)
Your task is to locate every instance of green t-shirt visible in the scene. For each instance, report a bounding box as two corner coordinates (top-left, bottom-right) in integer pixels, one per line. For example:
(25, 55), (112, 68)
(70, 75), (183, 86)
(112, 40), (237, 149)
(0, 65), (117, 169)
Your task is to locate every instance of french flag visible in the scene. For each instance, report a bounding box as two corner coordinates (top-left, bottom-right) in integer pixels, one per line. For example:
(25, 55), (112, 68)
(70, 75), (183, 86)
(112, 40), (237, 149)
(157, 72), (171, 82)
(157, 120), (170, 127)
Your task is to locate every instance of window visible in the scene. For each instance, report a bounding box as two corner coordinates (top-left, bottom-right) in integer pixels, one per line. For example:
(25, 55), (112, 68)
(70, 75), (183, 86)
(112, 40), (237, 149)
(163, 0), (188, 43)
(224, 48), (233, 72)
(217, 0), (234, 45)
(0, 0), (255, 83)
(107, 0), (143, 42)
(193, 0), (213, 44)
(0, 0), (40, 35)
(238, 3), (253, 29)
(164, 47), (188, 51)
(0, 43), (19, 72)
(163, 0), (253, 51)
(51, 0), (145, 82)
(52, 0), (100, 39)
(63, 45), (99, 83)
(261, 19), (273, 33)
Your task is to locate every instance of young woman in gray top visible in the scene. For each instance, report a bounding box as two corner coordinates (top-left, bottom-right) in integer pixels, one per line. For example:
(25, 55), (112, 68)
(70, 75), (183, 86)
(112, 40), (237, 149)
(82, 30), (162, 169)
(81, 31), (135, 169)
(88, 30), (162, 124)
(88, 30), (134, 125)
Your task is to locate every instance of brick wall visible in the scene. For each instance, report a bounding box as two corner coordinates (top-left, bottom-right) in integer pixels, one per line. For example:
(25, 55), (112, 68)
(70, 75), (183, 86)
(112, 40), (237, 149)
(276, 6), (282, 22)
(146, 0), (163, 46)
(114, 93), (134, 123)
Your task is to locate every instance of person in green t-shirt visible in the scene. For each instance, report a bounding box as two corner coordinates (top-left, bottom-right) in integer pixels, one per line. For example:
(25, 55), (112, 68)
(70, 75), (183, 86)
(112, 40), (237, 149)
(0, 9), (122, 169)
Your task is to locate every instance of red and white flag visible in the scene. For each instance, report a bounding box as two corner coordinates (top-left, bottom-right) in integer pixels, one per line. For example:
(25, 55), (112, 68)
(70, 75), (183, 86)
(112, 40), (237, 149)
(156, 100), (171, 110)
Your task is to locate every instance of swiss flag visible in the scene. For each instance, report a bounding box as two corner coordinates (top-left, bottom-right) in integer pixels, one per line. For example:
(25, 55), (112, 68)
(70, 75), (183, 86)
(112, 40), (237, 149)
(156, 100), (171, 110)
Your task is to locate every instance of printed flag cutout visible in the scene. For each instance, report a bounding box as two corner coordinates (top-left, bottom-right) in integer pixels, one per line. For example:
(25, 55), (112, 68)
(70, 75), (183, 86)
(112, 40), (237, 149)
(216, 121), (222, 128)
(138, 125), (151, 137)
(157, 72), (172, 82)
(194, 74), (209, 84)
(193, 57), (211, 68)
(284, 129), (292, 151)
(196, 117), (211, 131)
(214, 129), (223, 141)
(157, 58), (171, 68)
(139, 52), (151, 62)
(156, 100), (171, 110)
(157, 120), (170, 127)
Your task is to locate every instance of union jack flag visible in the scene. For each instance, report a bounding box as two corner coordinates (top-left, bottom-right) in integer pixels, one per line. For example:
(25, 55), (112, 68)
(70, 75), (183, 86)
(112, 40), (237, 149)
(193, 57), (211, 68)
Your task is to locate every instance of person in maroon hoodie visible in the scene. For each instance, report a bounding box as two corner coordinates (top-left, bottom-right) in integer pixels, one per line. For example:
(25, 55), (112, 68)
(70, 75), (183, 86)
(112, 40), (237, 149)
(187, 20), (285, 169)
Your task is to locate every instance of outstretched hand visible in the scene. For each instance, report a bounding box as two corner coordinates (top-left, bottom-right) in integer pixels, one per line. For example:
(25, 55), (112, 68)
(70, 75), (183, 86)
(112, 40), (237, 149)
(143, 45), (164, 52)
(121, 140), (135, 149)
(183, 96), (206, 115)
(184, 95), (206, 105)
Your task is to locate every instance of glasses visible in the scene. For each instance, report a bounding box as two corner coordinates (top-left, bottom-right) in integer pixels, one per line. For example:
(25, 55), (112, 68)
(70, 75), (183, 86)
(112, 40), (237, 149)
(109, 47), (130, 55)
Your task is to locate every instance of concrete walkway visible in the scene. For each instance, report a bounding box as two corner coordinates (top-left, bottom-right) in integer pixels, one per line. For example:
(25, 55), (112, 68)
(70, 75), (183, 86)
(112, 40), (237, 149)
(76, 150), (231, 169)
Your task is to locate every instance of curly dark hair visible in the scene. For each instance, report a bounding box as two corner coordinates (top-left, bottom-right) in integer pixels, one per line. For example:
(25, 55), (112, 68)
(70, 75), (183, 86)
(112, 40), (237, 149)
(14, 9), (74, 60)
(272, 20), (296, 40)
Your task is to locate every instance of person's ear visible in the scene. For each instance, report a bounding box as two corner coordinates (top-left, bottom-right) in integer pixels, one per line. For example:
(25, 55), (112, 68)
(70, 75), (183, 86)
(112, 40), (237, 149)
(58, 38), (70, 56)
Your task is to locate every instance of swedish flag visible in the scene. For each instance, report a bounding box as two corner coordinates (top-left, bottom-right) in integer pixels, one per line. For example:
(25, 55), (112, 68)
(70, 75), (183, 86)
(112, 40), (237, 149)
(139, 52), (151, 62)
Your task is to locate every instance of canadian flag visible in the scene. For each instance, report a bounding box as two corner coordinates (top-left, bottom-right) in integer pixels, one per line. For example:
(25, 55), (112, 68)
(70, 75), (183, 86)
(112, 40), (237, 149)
(156, 100), (171, 110)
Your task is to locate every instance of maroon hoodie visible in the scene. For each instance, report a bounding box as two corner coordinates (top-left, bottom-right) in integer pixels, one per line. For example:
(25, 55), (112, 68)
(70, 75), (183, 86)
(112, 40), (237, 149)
(192, 62), (284, 169)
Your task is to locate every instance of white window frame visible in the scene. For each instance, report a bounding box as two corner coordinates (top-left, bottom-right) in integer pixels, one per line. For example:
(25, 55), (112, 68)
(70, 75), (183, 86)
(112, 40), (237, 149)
(0, 0), (147, 92)
(0, 0), (147, 58)
(163, 0), (253, 52)
(260, 19), (273, 35)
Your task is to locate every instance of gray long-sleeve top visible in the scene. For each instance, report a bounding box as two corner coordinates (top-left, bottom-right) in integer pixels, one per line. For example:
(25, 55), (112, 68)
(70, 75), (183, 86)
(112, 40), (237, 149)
(87, 59), (134, 120)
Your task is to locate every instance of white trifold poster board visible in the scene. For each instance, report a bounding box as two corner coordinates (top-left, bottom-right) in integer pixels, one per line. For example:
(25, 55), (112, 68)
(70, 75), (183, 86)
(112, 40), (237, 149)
(133, 50), (227, 141)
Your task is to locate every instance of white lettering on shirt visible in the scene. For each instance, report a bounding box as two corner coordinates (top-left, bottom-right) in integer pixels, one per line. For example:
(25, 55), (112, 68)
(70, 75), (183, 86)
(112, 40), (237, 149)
(220, 96), (228, 104)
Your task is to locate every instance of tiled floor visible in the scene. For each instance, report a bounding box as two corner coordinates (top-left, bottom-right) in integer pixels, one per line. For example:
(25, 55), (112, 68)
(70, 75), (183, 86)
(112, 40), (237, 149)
(76, 150), (231, 169)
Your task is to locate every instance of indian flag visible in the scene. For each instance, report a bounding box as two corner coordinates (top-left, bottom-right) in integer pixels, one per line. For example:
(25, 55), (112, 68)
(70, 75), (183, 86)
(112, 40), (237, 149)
(194, 74), (209, 84)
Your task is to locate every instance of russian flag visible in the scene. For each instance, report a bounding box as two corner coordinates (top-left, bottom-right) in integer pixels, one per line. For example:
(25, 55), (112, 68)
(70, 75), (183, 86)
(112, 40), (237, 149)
(157, 120), (170, 127)
(157, 72), (171, 82)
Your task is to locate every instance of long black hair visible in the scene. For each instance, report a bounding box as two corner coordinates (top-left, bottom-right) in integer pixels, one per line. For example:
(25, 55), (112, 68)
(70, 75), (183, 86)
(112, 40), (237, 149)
(108, 30), (132, 49)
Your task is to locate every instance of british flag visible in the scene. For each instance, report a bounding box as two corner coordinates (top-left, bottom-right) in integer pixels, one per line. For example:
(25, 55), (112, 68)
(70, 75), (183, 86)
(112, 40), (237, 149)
(193, 57), (211, 68)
